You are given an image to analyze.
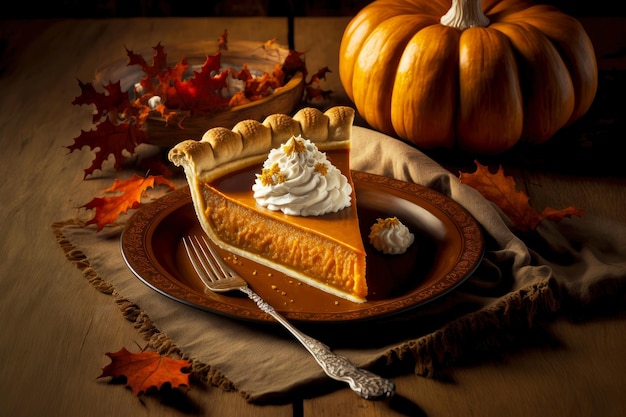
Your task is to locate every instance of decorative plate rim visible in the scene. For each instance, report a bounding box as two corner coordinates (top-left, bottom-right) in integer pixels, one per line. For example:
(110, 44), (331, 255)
(120, 171), (484, 323)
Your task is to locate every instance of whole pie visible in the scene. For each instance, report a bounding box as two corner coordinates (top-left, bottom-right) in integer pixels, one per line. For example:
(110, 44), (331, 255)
(168, 106), (369, 303)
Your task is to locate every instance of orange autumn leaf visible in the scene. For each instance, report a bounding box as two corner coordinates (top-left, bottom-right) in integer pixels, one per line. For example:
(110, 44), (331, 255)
(99, 348), (191, 396)
(459, 161), (584, 232)
(82, 174), (175, 231)
(263, 37), (278, 49)
(228, 90), (251, 106)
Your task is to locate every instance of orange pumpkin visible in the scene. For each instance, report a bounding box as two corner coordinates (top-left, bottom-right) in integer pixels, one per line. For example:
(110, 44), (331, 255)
(339, 0), (598, 153)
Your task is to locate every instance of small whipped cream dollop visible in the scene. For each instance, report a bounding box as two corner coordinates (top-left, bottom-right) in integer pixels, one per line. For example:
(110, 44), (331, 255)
(368, 217), (415, 255)
(252, 135), (352, 216)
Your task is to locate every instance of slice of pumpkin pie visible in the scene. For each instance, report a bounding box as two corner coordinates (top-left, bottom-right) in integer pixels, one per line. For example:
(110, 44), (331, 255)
(168, 106), (368, 303)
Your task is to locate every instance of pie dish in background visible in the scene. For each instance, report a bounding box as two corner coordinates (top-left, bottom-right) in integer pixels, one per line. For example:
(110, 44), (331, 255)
(94, 40), (305, 147)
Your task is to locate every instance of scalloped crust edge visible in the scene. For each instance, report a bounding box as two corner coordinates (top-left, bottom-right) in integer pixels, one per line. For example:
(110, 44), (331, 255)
(168, 106), (355, 183)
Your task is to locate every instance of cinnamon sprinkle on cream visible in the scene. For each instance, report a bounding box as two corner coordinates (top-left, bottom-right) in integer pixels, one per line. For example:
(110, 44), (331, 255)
(284, 136), (306, 154)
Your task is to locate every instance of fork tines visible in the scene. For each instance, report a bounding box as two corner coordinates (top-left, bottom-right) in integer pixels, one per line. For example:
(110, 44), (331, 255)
(183, 235), (247, 292)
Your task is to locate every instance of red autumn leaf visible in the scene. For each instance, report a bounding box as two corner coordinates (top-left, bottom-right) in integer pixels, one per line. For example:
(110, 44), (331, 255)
(126, 42), (176, 98)
(302, 66), (332, 101)
(306, 84), (333, 101)
(282, 50), (308, 79)
(308, 66), (332, 84)
(72, 80), (133, 124)
(459, 161), (584, 232)
(234, 63), (253, 82)
(157, 58), (190, 101)
(218, 29), (228, 51)
(171, 53), (230, 113)
(127, 43), (190, 105)
(67, 118), (148, 179)
(82, 174), (175, 231)
(99, 348), (191, 396)
(126, 42), (168, 79)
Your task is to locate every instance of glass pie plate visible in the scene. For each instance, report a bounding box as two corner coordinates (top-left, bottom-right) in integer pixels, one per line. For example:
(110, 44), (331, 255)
(120, 171), (484, 323)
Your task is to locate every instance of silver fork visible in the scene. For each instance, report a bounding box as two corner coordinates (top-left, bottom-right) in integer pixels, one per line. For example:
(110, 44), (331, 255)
(183, 235), (395, 401)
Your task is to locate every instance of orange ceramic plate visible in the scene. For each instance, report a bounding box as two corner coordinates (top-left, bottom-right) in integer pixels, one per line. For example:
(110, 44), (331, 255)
(121, 171), (484, 323)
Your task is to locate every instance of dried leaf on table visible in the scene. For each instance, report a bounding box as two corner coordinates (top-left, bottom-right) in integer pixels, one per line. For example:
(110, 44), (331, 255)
(99, 348), (191, 396)
(82, 174), (175, 231)
(459, 161), (584, 232)
(67, 117), (148, 179)
(72, 79), (132, 124)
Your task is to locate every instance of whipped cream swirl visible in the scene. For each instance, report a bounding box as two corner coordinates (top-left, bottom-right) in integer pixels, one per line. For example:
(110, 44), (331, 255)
(252, 135), (352, 216)
(368, 217), (415, 255)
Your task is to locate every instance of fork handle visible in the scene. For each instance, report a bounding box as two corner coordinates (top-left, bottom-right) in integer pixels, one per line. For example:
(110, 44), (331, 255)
(240, 287), (395, 400)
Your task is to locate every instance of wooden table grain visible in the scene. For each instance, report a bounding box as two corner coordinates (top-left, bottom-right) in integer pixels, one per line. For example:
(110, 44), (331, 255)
(1, 16), (624, 417)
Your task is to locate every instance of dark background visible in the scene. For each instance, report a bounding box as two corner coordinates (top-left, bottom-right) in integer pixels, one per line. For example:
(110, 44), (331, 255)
(2, 0), (622, 19)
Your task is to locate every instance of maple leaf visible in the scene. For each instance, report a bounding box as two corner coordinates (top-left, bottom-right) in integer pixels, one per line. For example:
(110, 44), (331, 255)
(99, 348), (191, 396)
(127, 43), (190, 103)
(126, 42), (169, 85)
(67, 118), (148, 179)
(302, 66), (332, 101)
(82, 174), (175, 231)
(127, 47), (231, 114)
(172, 53), (230, 113)
(308, 66), (332, 84)
(72, 80), (132, 124)
(282, 49), (308, 79)
(234, 63), (253, 83)
(459, 161), (584, 232)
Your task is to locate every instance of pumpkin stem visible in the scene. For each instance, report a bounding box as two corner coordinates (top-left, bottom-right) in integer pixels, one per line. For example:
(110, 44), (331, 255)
(440, 0), (489, 30)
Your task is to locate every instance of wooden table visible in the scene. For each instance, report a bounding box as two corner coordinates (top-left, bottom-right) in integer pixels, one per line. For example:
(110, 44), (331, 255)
(1, 16), (625, 417)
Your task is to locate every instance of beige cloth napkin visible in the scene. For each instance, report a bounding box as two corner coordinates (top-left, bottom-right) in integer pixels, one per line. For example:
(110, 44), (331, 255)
(53, 126), (626, 403)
